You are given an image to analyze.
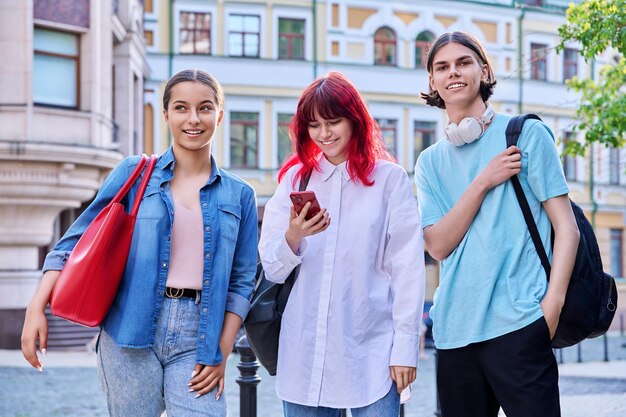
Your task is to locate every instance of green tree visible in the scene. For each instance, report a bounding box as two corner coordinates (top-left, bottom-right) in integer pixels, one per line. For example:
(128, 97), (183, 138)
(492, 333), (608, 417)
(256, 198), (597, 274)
(557, 0), (626, 155)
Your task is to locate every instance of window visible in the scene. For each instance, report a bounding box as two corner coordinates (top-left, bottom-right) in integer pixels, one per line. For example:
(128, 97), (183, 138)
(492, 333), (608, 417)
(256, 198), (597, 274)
(610, 229), (623, 278)
(562, 132), (577, 181)
(609, 147), (620, 185)
(277, 113), (293, 165)
(180, 12), (211, 54)
(144, 30), (154, 47)
(376, 118), (397, 157)
(279, 18), (305, 60)
(374, 27), (396, 66)
(228, 14), (260, 57)
(415, 31), (435, 68)
(230, 112), (259, 168)
(563, 48), (578, 81)
(521, 0), (543, 5)
(530, 43), (548, 81)
(414, 121), (436, 163)
(33, 28), (79, 108)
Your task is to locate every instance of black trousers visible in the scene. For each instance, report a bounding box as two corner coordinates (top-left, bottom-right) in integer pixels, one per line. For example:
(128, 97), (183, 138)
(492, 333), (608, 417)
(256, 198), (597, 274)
(437, 317), (560, 417)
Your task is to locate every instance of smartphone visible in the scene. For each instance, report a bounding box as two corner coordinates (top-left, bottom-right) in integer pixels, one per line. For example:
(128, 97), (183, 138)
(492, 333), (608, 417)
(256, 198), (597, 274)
(289, 191), (321, 220)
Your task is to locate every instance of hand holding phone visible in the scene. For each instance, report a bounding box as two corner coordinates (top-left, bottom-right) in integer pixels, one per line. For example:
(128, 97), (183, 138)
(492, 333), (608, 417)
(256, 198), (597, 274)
(289, 191), (321, 220)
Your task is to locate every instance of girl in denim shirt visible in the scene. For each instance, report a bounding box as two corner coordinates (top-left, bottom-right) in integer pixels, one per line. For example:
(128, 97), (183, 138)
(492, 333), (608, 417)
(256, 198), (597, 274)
(21, 69), (258, 417)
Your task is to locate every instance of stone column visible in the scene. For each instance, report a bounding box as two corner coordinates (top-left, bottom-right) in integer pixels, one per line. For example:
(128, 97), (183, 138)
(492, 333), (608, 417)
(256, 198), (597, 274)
(0, 142), (120, 348)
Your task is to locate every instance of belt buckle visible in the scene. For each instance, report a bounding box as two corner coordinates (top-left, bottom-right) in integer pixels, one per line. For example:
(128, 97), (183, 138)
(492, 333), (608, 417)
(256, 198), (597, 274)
(165, 287), (184, 299)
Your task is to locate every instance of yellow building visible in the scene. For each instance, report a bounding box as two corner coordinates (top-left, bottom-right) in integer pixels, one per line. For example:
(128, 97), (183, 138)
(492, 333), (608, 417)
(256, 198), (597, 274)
(143, 0), (626, 323)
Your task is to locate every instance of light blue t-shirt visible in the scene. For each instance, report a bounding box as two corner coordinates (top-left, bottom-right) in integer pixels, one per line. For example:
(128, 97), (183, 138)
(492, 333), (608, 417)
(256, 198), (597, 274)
(414, 113), (569, 349)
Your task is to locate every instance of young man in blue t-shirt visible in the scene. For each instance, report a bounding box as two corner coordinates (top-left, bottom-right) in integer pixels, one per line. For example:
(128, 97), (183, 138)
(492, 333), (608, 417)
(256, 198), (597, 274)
(414, 31), (580, 417)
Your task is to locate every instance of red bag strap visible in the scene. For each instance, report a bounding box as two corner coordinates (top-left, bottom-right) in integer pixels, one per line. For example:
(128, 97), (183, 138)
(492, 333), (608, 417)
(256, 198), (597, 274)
(130, 155), (158, 216)
(110, 154), (148, 204)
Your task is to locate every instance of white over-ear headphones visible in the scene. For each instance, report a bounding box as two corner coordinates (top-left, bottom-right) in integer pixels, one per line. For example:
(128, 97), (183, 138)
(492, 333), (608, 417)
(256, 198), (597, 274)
(444, 104), (495, 147)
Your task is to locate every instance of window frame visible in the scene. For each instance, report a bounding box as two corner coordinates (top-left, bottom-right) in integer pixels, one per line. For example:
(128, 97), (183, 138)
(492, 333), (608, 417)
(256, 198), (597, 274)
(228, 14), (261, 58)
(562, 131), (577, 182)
(277, 113), (294, 166)
(530, 43), (548, 81)
(33, 27), (80, 109)
(415, 31), (435, 69)
(179, 11), (211, 55)
(563, 47), (578, 82)
(413, 120), (437, 165)
(610, 228), (623, 278)
(278, 18), (305, 60)
(230, 111), (260, 169)
(609, 147), (621, 185)
(374, 27), (397, 66)
(375, 118), (398, 157)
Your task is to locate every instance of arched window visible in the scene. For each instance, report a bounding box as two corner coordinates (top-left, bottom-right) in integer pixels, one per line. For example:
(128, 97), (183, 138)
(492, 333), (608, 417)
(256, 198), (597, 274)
(415, 31), (435, 68)
(374, 27), (396, 66)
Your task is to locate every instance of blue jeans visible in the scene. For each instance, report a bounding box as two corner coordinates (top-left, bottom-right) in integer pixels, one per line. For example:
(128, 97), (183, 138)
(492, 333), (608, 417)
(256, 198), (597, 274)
(283, 383), (400, 417)
(97, 296), (227, 417)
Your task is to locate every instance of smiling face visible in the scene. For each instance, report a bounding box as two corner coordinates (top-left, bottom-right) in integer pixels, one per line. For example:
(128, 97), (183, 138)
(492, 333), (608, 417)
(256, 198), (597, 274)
(429, 42), (489, 114)
(307, 109), (353, 165)
(163, 81), (224, 153)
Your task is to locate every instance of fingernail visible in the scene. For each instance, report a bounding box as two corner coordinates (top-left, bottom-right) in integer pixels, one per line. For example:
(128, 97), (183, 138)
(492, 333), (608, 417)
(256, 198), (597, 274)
(195, 393), (201, 398)
(215, 395), (220, 401)
(41, 348), (47, 356)
(37, 365), (43, 372)
(188, 388), (194, 392)
(191, 370), (197, 378)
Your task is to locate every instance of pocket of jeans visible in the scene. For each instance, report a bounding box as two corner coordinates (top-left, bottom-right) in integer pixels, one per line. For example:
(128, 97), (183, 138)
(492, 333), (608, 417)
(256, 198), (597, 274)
(539, 316), (552, 341)
(218, 203), (241, 241)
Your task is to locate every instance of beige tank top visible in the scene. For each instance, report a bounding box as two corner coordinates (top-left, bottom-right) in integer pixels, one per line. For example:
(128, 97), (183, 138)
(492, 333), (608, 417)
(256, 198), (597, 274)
(165, 200), (204, 290)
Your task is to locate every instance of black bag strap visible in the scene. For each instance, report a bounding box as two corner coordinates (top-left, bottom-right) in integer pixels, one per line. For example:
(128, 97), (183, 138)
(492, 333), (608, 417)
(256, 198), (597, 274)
(275, 169), (313, 310)
(299, 170), (311, 191)
(506, 114), (552, 281)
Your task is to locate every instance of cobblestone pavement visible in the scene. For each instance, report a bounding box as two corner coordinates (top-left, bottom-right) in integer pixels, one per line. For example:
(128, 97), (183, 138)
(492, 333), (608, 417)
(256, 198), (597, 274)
(1, 333), (625, 417)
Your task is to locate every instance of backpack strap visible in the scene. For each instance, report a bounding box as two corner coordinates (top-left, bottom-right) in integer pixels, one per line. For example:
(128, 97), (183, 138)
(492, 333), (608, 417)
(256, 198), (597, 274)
(506, 114), (552, 281)
(275, 168), (312, 310)
(299, 170), (312, 191)
(505, 114), (542, 147)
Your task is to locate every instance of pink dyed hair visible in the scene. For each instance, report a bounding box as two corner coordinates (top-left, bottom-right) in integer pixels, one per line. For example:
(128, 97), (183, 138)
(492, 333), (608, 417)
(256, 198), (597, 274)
(278, 72), (393, 187)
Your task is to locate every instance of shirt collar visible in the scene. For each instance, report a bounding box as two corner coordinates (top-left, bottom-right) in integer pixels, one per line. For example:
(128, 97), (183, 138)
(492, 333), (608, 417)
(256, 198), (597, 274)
(318, 155), (351, 182)
(160, 146), (222, 185)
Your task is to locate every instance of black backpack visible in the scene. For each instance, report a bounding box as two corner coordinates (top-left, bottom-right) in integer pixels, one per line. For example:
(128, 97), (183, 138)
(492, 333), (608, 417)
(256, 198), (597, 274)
(506, 114), (618, 348)
(243, 171), (310, 375)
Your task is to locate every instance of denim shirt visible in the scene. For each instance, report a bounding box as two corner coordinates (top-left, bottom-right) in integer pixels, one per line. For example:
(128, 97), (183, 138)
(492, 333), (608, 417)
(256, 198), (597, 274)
(43, 147), (258, 365)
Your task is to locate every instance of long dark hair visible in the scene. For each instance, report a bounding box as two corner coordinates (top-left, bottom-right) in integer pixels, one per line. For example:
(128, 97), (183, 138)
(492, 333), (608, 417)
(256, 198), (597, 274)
(420, 31), (496, 109)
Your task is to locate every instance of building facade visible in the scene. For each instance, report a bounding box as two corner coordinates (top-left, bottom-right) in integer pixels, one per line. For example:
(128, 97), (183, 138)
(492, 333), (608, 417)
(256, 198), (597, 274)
(143, 0), (626, 319)
(0, 0), (149, 348)
(1, 0), (623, 349)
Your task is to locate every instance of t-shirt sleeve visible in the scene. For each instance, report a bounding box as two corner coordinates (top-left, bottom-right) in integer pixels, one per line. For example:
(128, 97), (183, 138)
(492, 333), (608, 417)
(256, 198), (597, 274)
(414, 152), (445, 229)
(519, 120), (570, 202)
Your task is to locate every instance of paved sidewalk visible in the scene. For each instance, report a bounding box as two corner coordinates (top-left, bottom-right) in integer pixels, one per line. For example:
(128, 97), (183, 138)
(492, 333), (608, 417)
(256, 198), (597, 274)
(1, 334), (625, 416)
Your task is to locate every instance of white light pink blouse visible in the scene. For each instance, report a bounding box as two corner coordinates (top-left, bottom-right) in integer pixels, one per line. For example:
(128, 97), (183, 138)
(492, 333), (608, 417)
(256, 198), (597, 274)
(259, 156), (425, 408)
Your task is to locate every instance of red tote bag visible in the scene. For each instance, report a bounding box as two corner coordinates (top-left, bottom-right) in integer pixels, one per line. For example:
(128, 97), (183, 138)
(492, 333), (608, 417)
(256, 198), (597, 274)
(50, 154), (158, 327)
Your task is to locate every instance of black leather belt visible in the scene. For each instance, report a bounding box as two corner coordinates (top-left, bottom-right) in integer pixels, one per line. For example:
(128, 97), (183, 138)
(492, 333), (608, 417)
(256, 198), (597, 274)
(165, 287), (199, 299)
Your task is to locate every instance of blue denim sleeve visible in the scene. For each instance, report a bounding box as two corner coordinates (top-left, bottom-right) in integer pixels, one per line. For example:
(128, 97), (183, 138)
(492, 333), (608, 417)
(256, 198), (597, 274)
(42, 156), (139, 273)
(224, 186), (258, 320)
